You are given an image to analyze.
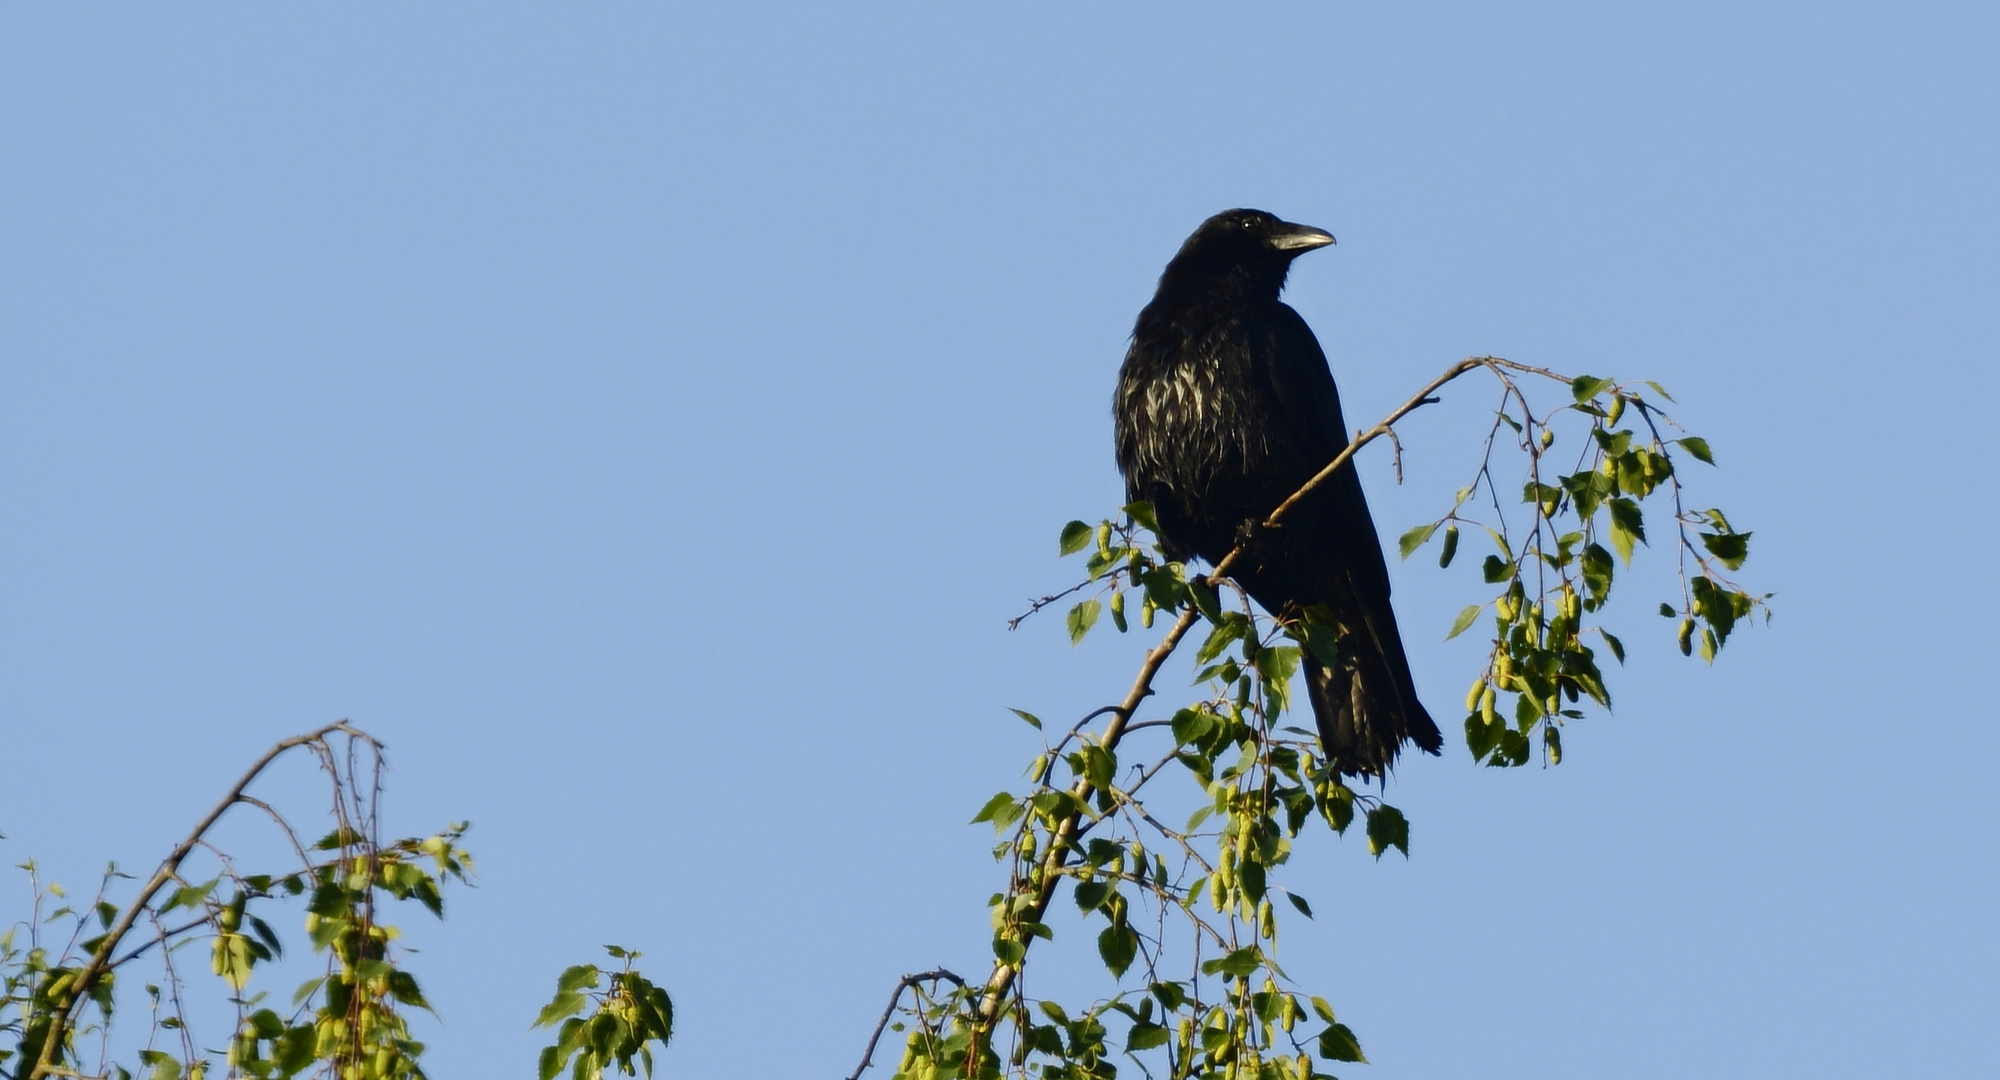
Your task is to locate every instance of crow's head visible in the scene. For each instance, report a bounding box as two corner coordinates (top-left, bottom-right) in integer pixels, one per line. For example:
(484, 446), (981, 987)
(1155, 209), (1335, 301)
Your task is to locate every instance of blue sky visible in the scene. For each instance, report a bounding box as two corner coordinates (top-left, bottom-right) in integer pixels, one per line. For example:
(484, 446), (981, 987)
(3, 4), (1995, 1077)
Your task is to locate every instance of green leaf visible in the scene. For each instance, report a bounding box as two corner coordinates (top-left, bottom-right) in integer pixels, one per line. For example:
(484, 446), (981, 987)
(1097, 923), (1138, 978)
(1122, 501), (1160, 535)
(139, 1050), (183, 1080)
(1317, 781), (1355, 833)
(1607, 497), (1645, 565)
(1252, 645), (1301, 714)
(388, 970), (432, 1012)
(1676, 436), (1714, 464)
(1294, 609), (1342, 667)
(1170, 708), (1215, 746)
(971, 791), (1017, 825)
(992, 933), (1025, 966)
(162, 877), (220, 915)
(1481, 554), (1511, 584)
(1599, 629), (1626, 664)
(1077, 743), (1117, 790)
(1445, 604), (1483, 641)
(1580, 542), (1615, 604)
(1200, 946), (1263, 979)
(1285, 892), (1313, 919)
(1066, 599), (1101, 645)
(1365, 805), (1409, 859)
(1059, 520), (1093, 556)
(1465, 711), (1499, 763)
(1570, 374), (1614, 403)
(1699, 530), (1751, 571)
(1193, 615), (1246, 666)
(1396, 522), (1437, 560)
(557, 964), (602, 996)
(1317, 1022), (1367, 1063)
(534, 991), (589, 1029)
(1127, 1022), (1170, 1052)
(1187, 577), (1224, 623)
(1073, 880), (1110, 913)
(1644, 380), (1675, 402)
(1006, 708), (1042, 730)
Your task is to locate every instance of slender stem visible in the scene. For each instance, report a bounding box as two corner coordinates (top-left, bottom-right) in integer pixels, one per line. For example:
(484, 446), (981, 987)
(965, 356), (1510, 1041)
(32, 722), (369, 1080)
(846, 970), (965, 1080)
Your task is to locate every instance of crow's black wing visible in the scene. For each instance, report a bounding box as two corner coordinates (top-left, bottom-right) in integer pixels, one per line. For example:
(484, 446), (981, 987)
(1246, 301), (1394, 602)
(1248, 301), (1442, 771)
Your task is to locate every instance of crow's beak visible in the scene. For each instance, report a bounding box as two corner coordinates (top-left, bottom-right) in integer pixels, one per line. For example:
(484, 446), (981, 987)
(1270, 224), (1336, 252)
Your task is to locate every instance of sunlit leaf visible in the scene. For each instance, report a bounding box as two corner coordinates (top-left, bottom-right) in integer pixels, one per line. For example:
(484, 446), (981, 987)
(1097, 923), (1138, 978)
(1607, 497), (1645, 564)
(1676, 436), (1714, 464)
(1570, 374), (1614, 403)
(1397, 522), (1437, 560)
(1066, 599), (1101, 645)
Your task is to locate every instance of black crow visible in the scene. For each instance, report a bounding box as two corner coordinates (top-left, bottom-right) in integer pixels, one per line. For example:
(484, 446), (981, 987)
(1114, 209), (1442, 779)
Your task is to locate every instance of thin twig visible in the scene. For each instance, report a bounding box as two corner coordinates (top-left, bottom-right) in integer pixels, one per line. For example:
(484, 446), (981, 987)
(1038, 705), (1133, 784)
(32, 721), (370, 1080)
(1007, 578), (1097, 631)
(966, 357), (1513, 1039)
(847, 969), (965, 1080)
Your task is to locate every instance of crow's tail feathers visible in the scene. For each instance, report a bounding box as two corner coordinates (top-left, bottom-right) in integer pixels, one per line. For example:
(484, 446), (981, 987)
(1303, 637), (1443, 782)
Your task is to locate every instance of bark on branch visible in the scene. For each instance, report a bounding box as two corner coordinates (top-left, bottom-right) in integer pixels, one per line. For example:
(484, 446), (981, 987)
(32, 722), (373, 1080)
(846, 970), (966, 1080)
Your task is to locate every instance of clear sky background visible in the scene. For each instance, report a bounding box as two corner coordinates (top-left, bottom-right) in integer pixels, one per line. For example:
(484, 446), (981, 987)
(3, 4), (1996, 1078)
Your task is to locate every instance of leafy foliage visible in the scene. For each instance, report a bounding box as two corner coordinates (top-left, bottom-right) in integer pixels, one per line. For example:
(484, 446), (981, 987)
(0, 725), (671, 1080)
(879, 358), (1764, 1079)
(1395, 371), (1767, 767)
(532, 947), (674, 1080)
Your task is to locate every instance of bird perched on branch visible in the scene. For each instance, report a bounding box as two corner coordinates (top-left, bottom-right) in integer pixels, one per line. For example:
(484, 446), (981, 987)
(1113, 209), (1441, 780)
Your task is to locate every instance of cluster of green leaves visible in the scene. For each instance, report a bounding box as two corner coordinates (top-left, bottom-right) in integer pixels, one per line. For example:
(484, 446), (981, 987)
(892, 514), (1392, 1080)
(1055, 506), (1183, 644)
(219, 824), (474, 1080)
(0, 864), (119, 1080)
(1398, 375), (1766, 767)
(872, 362), (1763, 1080)
(532, 946), (674, 1080)
(1, 729), (672, 1080)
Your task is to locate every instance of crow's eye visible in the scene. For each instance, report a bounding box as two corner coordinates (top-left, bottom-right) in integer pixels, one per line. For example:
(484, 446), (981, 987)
(1240, 219), (1256, 230)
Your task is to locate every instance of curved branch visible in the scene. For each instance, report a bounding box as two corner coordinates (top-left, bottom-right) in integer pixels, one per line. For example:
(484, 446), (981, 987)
(32, 721), (370, 1080)
(848, 969), (965, 1080)
(968, 356), (1513, 1036)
